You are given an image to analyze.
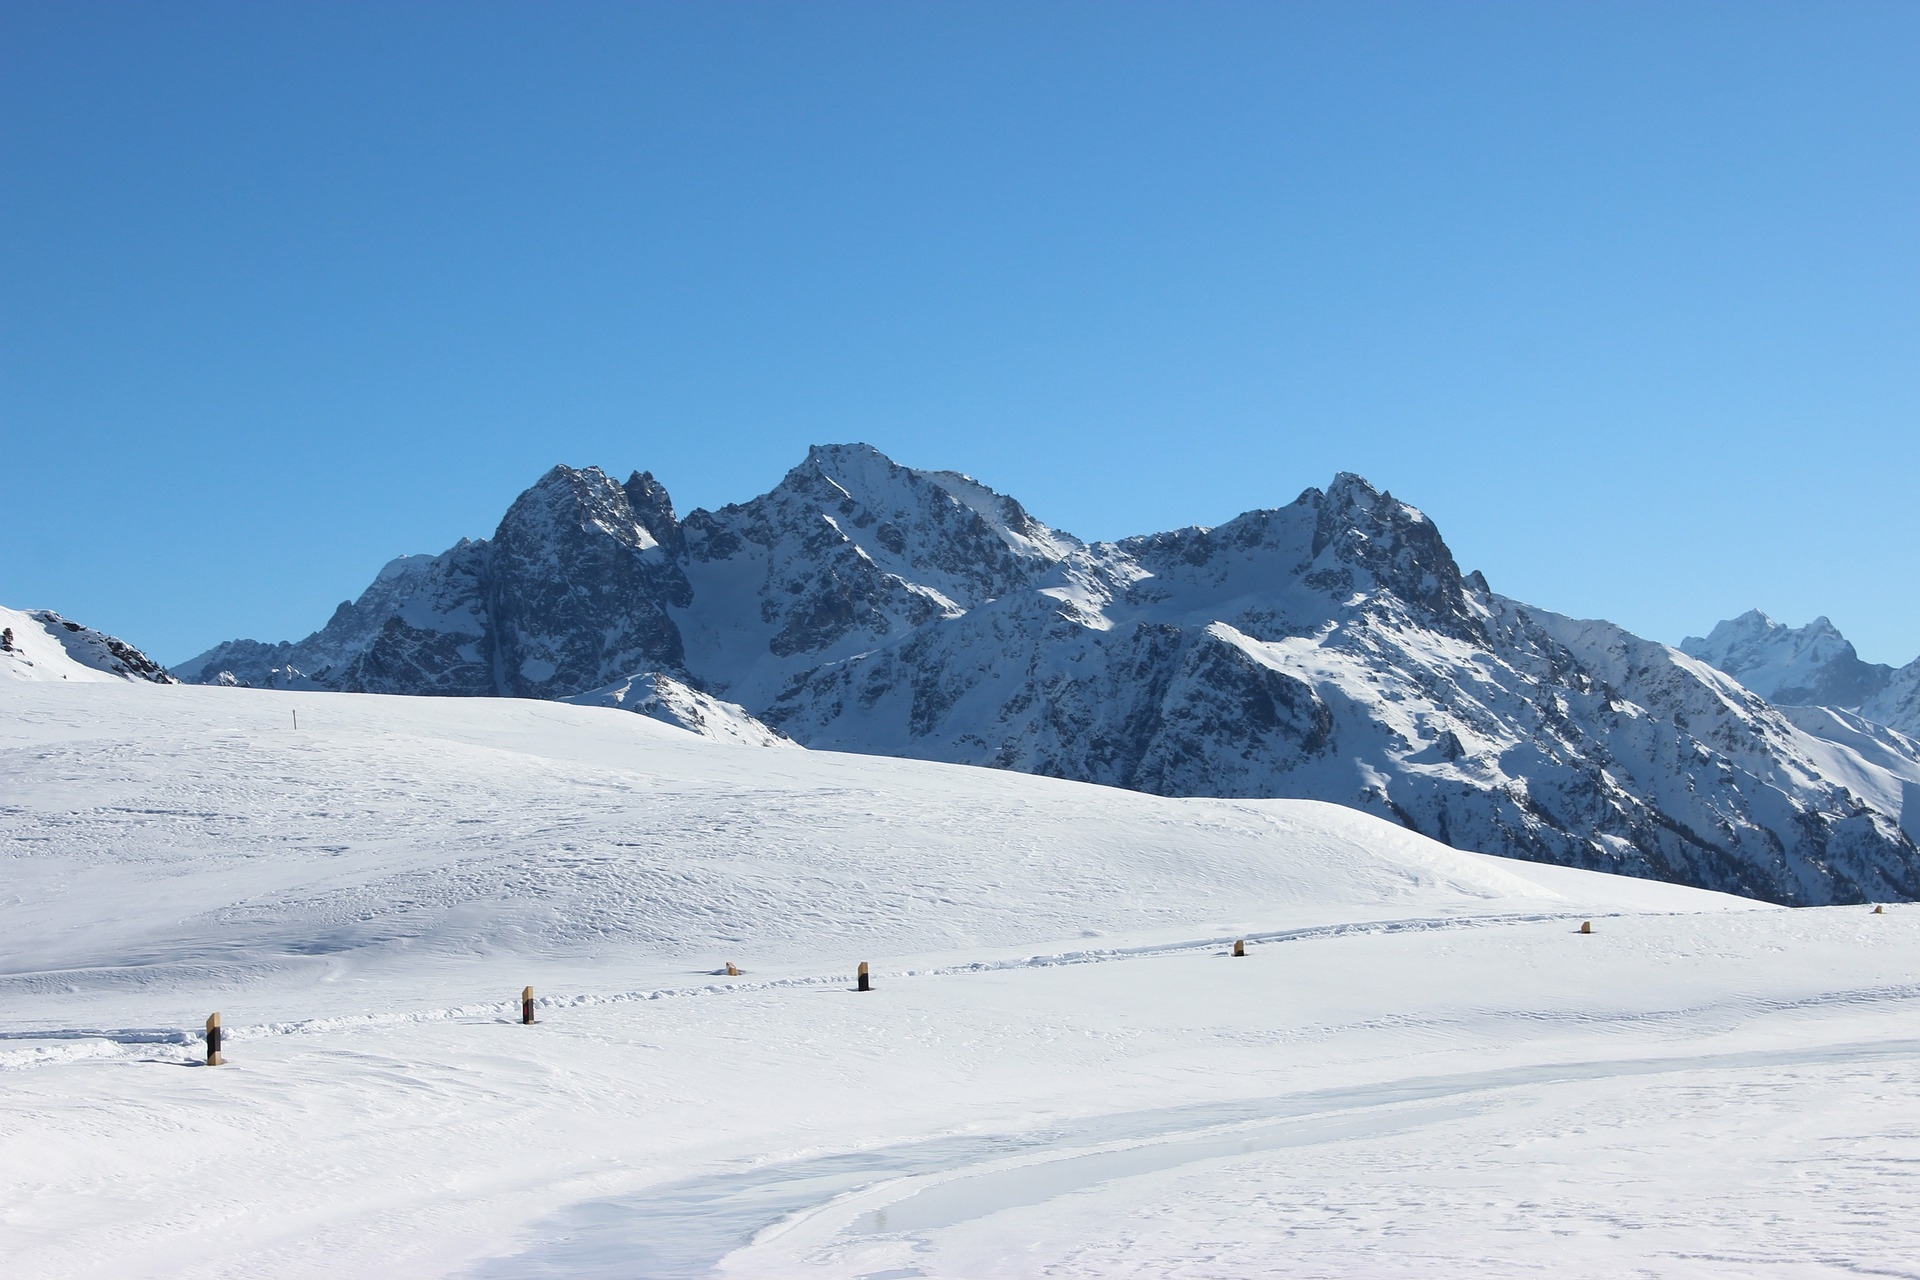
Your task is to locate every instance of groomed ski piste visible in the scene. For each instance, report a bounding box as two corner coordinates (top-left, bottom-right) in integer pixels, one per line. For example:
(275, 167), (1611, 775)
(4, 673), (1919, 1278)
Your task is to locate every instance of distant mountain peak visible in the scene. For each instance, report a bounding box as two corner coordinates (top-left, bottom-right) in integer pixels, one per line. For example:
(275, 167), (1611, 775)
(1682, 610), (1892, 711)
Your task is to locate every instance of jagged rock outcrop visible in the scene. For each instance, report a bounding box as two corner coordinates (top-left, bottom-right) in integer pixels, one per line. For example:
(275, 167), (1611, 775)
(489, 465), (691, 699)
(175, 444), (1920, 904)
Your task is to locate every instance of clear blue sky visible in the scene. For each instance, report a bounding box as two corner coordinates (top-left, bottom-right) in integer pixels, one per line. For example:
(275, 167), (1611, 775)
(3, 2), (1916, 666)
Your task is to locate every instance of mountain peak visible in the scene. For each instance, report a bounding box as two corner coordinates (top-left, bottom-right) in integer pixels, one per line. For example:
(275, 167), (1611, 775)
(503, 464), (656, 552)
(1303, 472), (1477, 638)
(784, 442), (918, 505)
(1325, 470), (1383, 504)
(623, 470), (682, 553)
(806, 441), (895, 466)
(1682, 611), (1891, 709)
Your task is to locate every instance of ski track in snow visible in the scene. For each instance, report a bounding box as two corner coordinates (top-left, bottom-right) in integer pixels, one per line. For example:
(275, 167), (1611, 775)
(7, 680), (1919, 1279)
(0, 911), (1612, 1069)
(474, 1037), (1920, 1280)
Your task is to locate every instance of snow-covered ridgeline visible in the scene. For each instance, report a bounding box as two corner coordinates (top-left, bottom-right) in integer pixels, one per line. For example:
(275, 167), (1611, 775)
(2, 604), (173, 684)
(1683, 608), (1920, 736)
(172, 444), (1920, 904)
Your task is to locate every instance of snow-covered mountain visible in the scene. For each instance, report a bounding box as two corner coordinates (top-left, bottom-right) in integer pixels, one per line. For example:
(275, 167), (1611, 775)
(1867, 664), (1920, 738)
(2, 605), (174, 684)
(1682, 610), (1893, 708)
(1682, 610), (1920, 737)
(177, 444), (1920, 904)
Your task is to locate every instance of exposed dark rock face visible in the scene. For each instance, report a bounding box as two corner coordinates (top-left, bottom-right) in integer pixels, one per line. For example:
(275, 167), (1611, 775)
(175, 444), (1920, 905)
(488, 466), (689, 698)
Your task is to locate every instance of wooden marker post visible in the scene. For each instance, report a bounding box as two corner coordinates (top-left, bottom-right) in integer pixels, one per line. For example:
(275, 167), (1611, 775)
(205, 1012), (223, 1066)
(1233, 939), (1246, 958)
(521, 985), (535, 1025)
(857, 961), (871, 993)
(1579, 920), (1593, 935)
(725, 962), (740, 976)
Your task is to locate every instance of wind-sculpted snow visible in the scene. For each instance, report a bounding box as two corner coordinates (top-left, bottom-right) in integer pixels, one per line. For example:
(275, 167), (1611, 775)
(175, 445), (1920, 903)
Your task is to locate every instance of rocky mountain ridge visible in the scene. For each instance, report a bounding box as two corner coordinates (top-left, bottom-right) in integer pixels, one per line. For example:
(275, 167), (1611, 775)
(2, 605), (175, 685)
(176, 444), (1920, 905)
(1683, 610), (1920, 737)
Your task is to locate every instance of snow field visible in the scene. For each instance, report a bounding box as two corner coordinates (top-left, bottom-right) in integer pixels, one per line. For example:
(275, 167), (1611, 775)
(3, 680), (1916, 1277)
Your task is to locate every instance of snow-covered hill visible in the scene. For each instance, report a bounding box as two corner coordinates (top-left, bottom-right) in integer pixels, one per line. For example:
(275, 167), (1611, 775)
(2, 604), (174, 684)
(6, 678), (1920, 1279)
(174, 445), (1920, 905)
(0, 679), (1747, 1008)
(559, 671), (791, 747)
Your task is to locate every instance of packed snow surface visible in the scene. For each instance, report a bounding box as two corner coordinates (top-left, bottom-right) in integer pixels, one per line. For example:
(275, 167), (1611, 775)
(4, 681), (1918, 1278)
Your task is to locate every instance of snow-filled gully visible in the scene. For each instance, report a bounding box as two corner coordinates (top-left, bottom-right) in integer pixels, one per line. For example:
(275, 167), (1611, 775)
(0, 911), (1598, 1070)
(471, 1038), (1920, 1279)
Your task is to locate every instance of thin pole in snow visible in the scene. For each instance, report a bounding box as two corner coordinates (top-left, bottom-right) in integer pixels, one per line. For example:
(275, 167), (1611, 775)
(521, 986), (536, 1024)
(205, 1012), (223, 1066)
(292, 709), (298, 731)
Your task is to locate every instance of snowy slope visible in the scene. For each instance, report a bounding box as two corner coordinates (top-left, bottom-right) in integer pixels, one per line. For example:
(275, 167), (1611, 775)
(172, 446), (1920, 905)
(8, 679), (1920, 1279)
(3, 679), (1727, 1008)
(1770, 704), (1920, 842)
(1865, 659), (1920, 739)
(1, 604), (174, 684)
